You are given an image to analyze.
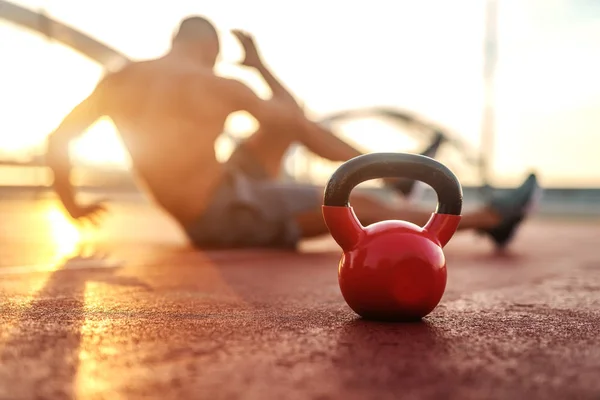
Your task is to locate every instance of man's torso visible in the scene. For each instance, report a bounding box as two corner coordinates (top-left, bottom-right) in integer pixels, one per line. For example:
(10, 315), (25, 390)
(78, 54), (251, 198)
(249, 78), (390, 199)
(100, 57), (237, 225)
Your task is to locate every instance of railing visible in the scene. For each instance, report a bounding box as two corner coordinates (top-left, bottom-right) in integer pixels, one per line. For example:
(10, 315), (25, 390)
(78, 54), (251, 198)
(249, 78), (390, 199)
(0, 0), (127, 70)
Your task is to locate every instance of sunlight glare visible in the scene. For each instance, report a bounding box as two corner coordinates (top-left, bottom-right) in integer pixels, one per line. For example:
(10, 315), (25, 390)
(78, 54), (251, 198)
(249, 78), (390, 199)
(44, 206), (83, 262)
(72, 118), (130, 167)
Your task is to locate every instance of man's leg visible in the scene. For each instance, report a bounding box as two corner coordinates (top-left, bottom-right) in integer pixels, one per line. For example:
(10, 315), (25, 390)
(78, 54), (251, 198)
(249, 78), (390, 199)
(229, 118), (362, 181)
(288, 172), (541, 250)
(230, 121), (445, 187)
(185, 166), (538, 250)
(294, 190), (501, 238)
(229, 126), (296, 179)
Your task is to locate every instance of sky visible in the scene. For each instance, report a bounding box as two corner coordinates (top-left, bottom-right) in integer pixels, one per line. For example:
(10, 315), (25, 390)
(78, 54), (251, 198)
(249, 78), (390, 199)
(0, 0), (599, 187)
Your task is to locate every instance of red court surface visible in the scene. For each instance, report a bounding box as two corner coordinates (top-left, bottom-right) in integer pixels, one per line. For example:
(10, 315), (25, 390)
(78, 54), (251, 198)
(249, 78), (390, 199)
(0, 199), (599, 399)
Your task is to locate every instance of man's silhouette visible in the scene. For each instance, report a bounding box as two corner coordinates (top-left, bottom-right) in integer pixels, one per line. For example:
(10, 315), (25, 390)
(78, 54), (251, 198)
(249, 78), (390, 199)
(46, 16), (539, 249)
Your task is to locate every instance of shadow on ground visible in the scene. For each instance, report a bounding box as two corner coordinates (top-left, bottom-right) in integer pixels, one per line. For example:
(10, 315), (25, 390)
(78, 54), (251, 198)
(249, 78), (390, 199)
(0, 254), (150, 399)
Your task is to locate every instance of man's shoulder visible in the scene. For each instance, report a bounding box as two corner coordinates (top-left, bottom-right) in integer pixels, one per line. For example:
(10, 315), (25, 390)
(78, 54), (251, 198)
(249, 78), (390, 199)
(209, 76), (255, 98)
(104, 60), (152, 80)
(183, 73), (252, 102)
(96, 63), (137, 89)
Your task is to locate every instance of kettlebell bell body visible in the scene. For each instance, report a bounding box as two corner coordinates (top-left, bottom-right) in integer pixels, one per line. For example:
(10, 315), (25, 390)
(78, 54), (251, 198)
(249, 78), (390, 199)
(322, 153), (463, 321)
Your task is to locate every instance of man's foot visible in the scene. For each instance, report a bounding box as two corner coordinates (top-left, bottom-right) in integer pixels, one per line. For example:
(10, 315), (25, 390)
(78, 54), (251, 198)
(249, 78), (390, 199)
(387, 131), (446, 198)
(479, 173), (542, 249)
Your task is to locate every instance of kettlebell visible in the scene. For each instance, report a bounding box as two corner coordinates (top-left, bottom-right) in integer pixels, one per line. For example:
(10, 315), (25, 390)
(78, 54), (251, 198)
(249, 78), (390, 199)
(322, 153), (463, 321)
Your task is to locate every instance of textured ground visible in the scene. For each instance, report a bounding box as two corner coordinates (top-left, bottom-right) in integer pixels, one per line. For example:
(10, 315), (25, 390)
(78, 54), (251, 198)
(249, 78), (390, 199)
(0, 199), (599, 400)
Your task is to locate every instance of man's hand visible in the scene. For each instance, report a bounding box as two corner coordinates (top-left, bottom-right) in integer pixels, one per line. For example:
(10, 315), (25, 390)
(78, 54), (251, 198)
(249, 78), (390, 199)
(67, 201), (108, 226)
(45, 74), (113, 229)
(231, 29), (304, 110)
(232, 30), (263, 69)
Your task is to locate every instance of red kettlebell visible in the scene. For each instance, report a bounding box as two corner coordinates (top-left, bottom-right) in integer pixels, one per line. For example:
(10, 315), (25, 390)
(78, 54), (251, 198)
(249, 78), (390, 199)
(322, 153), (463, 321)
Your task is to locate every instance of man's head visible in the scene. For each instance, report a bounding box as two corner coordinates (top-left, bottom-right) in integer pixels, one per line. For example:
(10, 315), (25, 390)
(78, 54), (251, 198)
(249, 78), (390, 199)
(171, 16), (220, 66)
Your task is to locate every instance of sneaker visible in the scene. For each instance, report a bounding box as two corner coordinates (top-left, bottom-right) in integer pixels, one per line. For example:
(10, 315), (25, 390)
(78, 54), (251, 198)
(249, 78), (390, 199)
(479, 173), (542, 249)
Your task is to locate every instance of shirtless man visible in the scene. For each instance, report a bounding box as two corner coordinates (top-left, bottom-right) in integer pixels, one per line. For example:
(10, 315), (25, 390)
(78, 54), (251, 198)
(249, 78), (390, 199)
(46, 16), (539, 249)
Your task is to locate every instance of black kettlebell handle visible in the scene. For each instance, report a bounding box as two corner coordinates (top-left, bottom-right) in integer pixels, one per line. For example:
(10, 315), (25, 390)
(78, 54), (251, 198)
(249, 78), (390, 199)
(323, 153), (463, 215)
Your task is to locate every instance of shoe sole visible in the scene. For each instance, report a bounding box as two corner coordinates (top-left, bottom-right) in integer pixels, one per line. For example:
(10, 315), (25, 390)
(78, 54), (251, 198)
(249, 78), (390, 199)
(525, 185), (544, 215)
(478, 178), (542, 248)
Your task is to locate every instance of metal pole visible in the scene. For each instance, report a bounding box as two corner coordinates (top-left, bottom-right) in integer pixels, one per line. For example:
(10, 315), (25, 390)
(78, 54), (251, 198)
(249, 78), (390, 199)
(481, 0), (498, 187)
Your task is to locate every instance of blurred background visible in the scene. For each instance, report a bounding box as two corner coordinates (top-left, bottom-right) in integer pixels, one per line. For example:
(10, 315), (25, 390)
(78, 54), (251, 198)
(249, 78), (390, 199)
(0, 0), (598, 214)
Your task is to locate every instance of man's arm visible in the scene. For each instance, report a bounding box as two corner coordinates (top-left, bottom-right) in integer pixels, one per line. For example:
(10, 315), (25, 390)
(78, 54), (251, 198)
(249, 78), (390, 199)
(247, 65), (366, 161)
(46, 79), (109, 220)
(220, 78), (363, 162)
(254, 63), (299, 106)
(219, 78), (304, 134)
(231, 30), (299, 107)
